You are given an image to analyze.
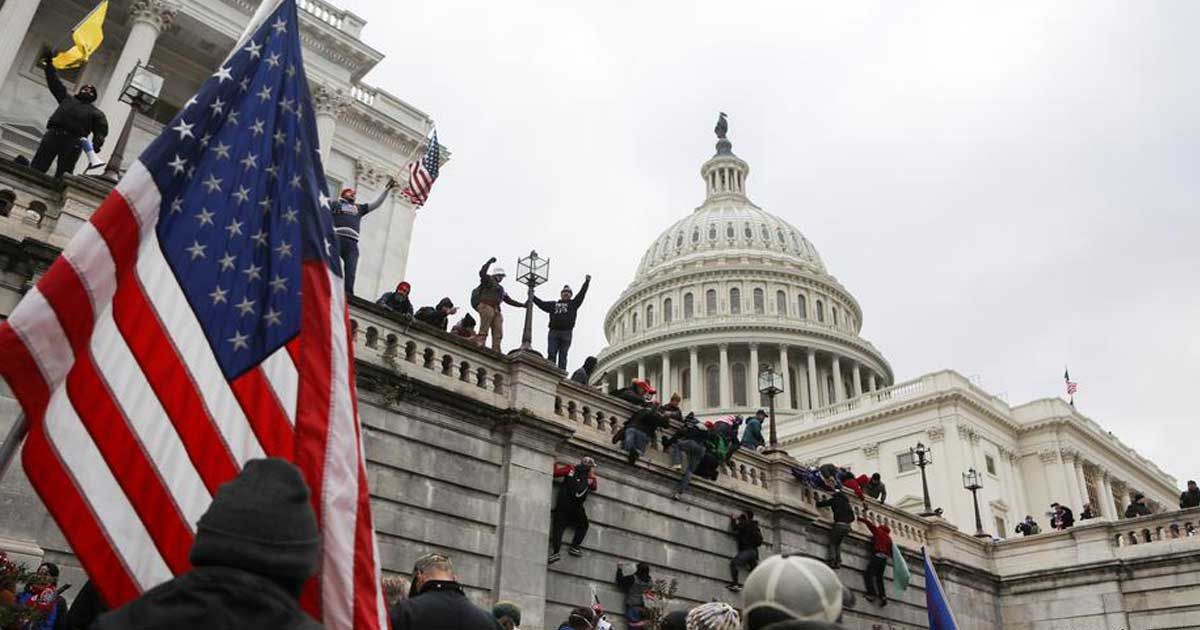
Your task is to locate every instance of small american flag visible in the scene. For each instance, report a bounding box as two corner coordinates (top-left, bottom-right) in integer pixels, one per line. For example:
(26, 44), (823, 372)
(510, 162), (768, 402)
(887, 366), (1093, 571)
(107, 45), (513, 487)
(1064, 367), (1078, 404)
(0, 1), (386, 627)
(400, 130), (440, 207)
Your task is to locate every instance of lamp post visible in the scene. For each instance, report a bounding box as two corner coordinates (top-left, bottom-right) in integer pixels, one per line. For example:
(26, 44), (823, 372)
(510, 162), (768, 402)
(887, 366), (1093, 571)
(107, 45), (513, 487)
(103, 60), (163, 181)
(912, 442), (937, 517)
(758, 364), (784, 452)
(514, 250), (548, 354)
(963, 467), (989, 538)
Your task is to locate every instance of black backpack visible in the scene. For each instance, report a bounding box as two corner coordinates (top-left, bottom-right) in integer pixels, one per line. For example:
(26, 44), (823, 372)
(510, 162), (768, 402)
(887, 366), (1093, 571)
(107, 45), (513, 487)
(746, 522), (764, 547)
(470, 286), (481, 310)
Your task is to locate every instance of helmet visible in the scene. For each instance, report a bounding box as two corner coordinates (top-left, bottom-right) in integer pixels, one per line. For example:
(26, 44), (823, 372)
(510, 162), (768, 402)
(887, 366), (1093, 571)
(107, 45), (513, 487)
(491, 266), (507, 277)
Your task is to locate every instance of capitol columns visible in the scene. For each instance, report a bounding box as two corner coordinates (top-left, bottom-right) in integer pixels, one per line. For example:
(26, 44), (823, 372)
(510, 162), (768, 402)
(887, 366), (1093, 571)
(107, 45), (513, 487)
(717, 344), (729, 408)
(778, 345), (792, 409)
(1058, 448), (1083, 514)
(688, 346), (700, 407)
(851, 363), (863, 398)
(831, 356), (844, 403)
(1075, 458), (1091, 512)
(805, 349), (819, 410)
(637, 358), (646, 381)
(312, 83), (353, 163)
(660, 352), (671, 396)
(98, 0), (177, 162)
(1098, 471), (1117, 520)
(0, 0), (41, 89)
(748, 343), (760, 405)
(867, 372), (877, 392)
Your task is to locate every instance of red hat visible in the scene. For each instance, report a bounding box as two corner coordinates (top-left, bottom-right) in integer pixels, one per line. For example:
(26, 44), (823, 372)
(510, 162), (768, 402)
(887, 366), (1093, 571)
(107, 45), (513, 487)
(632, 379), (656, 395)
(340, 187), (355, 198)
(397, 281), (411, 293)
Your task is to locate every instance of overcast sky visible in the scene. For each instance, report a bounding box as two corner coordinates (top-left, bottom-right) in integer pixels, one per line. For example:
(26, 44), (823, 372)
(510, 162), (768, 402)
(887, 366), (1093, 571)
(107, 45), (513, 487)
(336, 0), (1198, 488)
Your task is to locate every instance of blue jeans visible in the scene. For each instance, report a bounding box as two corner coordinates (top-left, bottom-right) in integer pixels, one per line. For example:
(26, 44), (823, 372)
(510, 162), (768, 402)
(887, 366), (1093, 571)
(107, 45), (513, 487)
(337, 236), (359, 296)
(624, 427), (650, 456)
(547, 329), (573, 369)
(673, 439), (706, 495)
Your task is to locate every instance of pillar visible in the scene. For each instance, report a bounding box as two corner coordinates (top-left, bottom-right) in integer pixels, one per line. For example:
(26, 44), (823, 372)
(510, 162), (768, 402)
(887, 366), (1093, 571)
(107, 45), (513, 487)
(1075, 459), (1091, 512)
(868, 372), (877, 392)
(689, 347), (700, 407)
(0, 0), (41, 90)
(1059, 450), (1083, 514)
(637, 358), (646, 381)
(778, 345), (792, 409)
(831, 356), (844, 403)
(718, 344), (729, 408)
(97, 0), (176, 164)
(616, 369), (625, 389)
(806, 349), (819, 410)
(1099, 472), (1117, 520)
(312, 84), (352, 164)
(660, 352), (672, 397)
(748, 343), (759, 406)
(852, 363), (863, 397)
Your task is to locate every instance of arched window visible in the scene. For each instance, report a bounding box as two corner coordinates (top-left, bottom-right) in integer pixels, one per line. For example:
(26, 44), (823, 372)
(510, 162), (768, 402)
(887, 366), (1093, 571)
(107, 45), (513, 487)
(0, 190), (14, 217)
(732, 363), (747, 406)
(27, 201), (47, 227)
(663, 298), (673, 323)
(692, 229), (700, 244)
(676, 233), (683, 248)
(788, 368), (799, 410)
(776, 290), (787, 315)
(729, 288), (741, 315)
(798, 294), (808, 319)
(777, 228), (786, 244)
(753, 288), (765, 314)
(726, 224), (734, 238)
(684, 293), (694, 319)
(706, 365), (720, 407)
(744, 224), (753, 239)
(631, 312), (638, 333)
(832, 307), (839, 327)
(761, 225), (770, 240)
(681, 368), (691, 399)
(708, 225), (717, 240)
(705, 289), (717, 315)
(646, 304), (654, 328)
(619, 317), (625, 335)
(816, 300), (825, 323)
(827, 376), (836, 405)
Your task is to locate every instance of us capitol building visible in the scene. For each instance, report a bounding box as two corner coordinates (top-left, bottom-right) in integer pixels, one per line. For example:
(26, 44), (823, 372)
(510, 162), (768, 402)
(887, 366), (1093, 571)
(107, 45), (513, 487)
(596, 124), (1179, 537)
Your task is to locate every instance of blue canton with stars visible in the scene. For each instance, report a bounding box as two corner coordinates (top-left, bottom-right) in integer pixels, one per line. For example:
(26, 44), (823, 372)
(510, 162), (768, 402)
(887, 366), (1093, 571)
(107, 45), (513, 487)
(140, 0), (339, 380)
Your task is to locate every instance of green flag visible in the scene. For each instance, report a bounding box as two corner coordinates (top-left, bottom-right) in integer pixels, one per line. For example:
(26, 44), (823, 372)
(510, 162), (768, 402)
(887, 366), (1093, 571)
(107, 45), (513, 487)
(892, 542), (912, 595)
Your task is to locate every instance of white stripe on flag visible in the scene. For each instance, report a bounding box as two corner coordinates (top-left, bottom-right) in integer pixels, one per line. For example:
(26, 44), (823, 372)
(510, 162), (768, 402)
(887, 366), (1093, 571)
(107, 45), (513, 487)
(6, 288), (74, 387)
(261, 346), (299, 425)
(115, 162), (162, 236)
(61, 222), (119, 316)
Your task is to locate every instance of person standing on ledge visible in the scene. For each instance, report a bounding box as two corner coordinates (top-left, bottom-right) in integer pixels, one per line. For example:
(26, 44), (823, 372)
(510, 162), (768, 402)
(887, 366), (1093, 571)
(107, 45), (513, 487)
(532, 275), (591, 370)
(472, 257), (526, 352)
(31, 46), (108, 179)
(330, 178), (396, 295)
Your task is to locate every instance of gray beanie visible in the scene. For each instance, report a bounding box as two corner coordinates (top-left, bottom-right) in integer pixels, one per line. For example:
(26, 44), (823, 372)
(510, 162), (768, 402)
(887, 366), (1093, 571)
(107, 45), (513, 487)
(743, 555), (844, 629)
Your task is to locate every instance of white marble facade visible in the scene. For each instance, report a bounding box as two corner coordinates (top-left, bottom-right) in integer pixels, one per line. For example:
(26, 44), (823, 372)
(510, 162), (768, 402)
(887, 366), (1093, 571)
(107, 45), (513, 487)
(0, 0), (436, 299)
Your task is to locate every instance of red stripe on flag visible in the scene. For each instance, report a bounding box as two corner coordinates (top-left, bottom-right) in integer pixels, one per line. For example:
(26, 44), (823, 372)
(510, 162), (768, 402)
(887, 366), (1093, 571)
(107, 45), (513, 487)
(294, 261), (334, 620)
(231, 367), (296, 459)
(0, 324), (51, 420)
(35, 260), (95, 354)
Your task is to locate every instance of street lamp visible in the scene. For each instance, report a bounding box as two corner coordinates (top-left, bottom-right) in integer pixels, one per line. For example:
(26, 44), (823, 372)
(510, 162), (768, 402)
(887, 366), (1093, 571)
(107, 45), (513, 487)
(912, 442), (938, 517)
(963, 468), (989, 538)
(758, 364), (784, 452)
(103, 61), (163, 180)
(514, 250), (549, 354)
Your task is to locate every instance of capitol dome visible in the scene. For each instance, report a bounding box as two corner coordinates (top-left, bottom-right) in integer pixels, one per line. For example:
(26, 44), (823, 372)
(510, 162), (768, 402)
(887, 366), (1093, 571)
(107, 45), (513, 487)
(595, 123), (892, 417)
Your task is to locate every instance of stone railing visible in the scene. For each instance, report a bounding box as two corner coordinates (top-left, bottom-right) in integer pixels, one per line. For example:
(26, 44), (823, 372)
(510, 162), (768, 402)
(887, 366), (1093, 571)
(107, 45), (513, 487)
(298, 0), (346, 30)
(1112, 508), (1200, 548)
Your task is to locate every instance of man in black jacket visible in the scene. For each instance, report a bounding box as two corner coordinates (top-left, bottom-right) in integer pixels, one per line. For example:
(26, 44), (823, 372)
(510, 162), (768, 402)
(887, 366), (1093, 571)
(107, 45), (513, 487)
(624, 399), (668, 466)
(414, 298), (458, 331)
(816, 489), (856, 568)
(391, 553), (499, 630)
(665, 412), (708, 499)
(94, 459), (323, 629)
(1181, 480), (1200, 509)
(571, 356), (598, 386)
(1051, 502), (1075, 529)
(728, 510), (764, 592)
(31, 47), (108, 179)
(330, 180), (396, 295)
(1125, 493), (1152, 518)
(376, 281), (413, 316)
(548, 457), (597, 564)
(532, 276), (590, 370)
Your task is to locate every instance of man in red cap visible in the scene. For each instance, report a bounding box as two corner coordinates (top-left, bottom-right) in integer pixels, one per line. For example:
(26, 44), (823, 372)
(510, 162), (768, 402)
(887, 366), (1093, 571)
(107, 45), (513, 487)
(330, 179), (396, 295)
(377, 281), (414, 316)
(618, 380), (667, 466)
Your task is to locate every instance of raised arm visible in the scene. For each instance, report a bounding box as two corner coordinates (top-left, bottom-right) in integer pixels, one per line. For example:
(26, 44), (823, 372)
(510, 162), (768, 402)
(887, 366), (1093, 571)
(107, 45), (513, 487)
(572, 275), (592, 308)
(360, 184), (393, 215)
(480, 257), (496, 280)
(41, 48), (67, 103)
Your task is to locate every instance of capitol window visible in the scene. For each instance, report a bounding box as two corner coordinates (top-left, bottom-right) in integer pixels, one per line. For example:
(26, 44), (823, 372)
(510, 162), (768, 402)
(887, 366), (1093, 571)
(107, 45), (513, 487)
(692, 229), (700, 243)
(726, 224), (734, 238)
(897, 451), (917, 474)
(744, 224), (752, 239)
(732, 363), (747, 406)
(663, 298), (673, 323)
(798, 294), (807, 319)
(706, 366), (720, 407)
(684, 293), (694, 319)
(676, 234), (683, 248)
(985, 454), (996, 475)
(753, 288), (765, 314)
(706, 289), (717, 316)
(631, 312), (638, 332)
(730, 288), (741, 315)
(709, 225), (717, 240)
(777, 228), (786, 244)
(776, 290), (787, 315)
(761, 225), (770, 240)
(832, 307), (839, 327)
(646, 304), (654, 328)
(816, 300), (825, 322)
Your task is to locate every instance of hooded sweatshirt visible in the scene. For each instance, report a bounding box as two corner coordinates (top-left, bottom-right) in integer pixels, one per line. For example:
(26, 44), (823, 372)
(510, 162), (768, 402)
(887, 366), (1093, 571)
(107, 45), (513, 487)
(860, 518), (893, 555)
(331, 189), (391, 242)
(615, 566), (653, 610)
(532, 277), (590, 331)
(553, 463), (597, 511)
(43, 61), (107, 146)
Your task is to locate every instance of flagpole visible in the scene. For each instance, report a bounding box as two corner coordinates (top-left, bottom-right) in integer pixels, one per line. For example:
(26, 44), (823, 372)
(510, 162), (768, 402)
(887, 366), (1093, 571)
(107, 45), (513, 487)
(0, 413), (29, 483)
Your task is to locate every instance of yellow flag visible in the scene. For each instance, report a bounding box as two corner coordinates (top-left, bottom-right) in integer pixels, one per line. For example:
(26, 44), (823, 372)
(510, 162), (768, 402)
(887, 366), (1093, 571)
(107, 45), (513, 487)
(52, 1), (109, 70)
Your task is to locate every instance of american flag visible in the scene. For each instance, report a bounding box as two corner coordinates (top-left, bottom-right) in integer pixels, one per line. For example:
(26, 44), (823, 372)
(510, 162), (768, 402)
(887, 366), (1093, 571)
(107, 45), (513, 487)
(0, 1), (386, 627)
(400, 130), (440, 207)
(1064, 367), (1078, 399)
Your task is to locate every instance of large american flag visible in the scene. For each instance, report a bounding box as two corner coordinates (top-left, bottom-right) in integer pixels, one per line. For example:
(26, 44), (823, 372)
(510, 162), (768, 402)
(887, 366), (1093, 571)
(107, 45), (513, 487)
(400, 130), (440, 207)
(0, 1), (386, 627)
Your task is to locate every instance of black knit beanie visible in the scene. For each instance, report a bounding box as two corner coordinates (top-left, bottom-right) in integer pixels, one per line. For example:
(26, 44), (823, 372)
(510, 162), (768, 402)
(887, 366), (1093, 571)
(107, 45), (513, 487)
(189, 458), (320, 590)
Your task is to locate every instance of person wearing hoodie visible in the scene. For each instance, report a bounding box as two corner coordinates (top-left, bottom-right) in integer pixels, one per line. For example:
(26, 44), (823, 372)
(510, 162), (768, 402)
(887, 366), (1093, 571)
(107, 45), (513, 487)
(1051, 503), (1075, 529)
(625, 399), (668, 466)
(451, 313), (478, 339)
(549, 457), (598, 564)
(743, 554), (849, 630)
(473, 257), (527, 351)
(857, 514), (893, 605)
(493, 601), (522, 630)
(727, 510), (764, 592)
(863, 473), (887, 503)
(532, 276), (591, 370)
(1181, 480), (1200, 509)
(330, 180), (397, 295)
(615, 561), (654, 628)
(571, 356), (598, 386)
(31, 47), (108, 179)
(557, 607), (596, 630)
(391, 552), (499, 629)
(414, 298), (458, 331)
(376, 281), (414, 316)
(666, 412), (709, 499)
(815, 489), (856, 568)
(1125, 493), (1152, 518)
(741, 410), (767, 452)
(94, 458), (323, 629)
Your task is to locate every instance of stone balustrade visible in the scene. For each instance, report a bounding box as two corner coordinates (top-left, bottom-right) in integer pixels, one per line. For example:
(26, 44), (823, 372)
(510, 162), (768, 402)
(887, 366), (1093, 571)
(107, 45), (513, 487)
(1111, 507), (1200, 548)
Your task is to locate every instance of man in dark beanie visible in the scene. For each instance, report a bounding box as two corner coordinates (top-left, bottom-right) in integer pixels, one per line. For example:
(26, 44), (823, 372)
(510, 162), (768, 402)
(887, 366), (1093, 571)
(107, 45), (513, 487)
(390, 552), (498, 629)
(31, 46), (107, 179)
(94, 458), (322, 629)
(532, 275), (591, 370)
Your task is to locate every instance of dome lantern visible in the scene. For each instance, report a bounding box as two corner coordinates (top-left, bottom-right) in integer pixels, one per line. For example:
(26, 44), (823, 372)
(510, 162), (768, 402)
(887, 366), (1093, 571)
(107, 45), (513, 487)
(701, 113), (751, 205)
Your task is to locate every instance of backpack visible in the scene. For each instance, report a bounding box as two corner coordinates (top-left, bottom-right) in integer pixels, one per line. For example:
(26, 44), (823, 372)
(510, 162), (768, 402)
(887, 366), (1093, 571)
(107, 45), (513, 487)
(470, 286), (481, 310)
(746, 522), (764, 547)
